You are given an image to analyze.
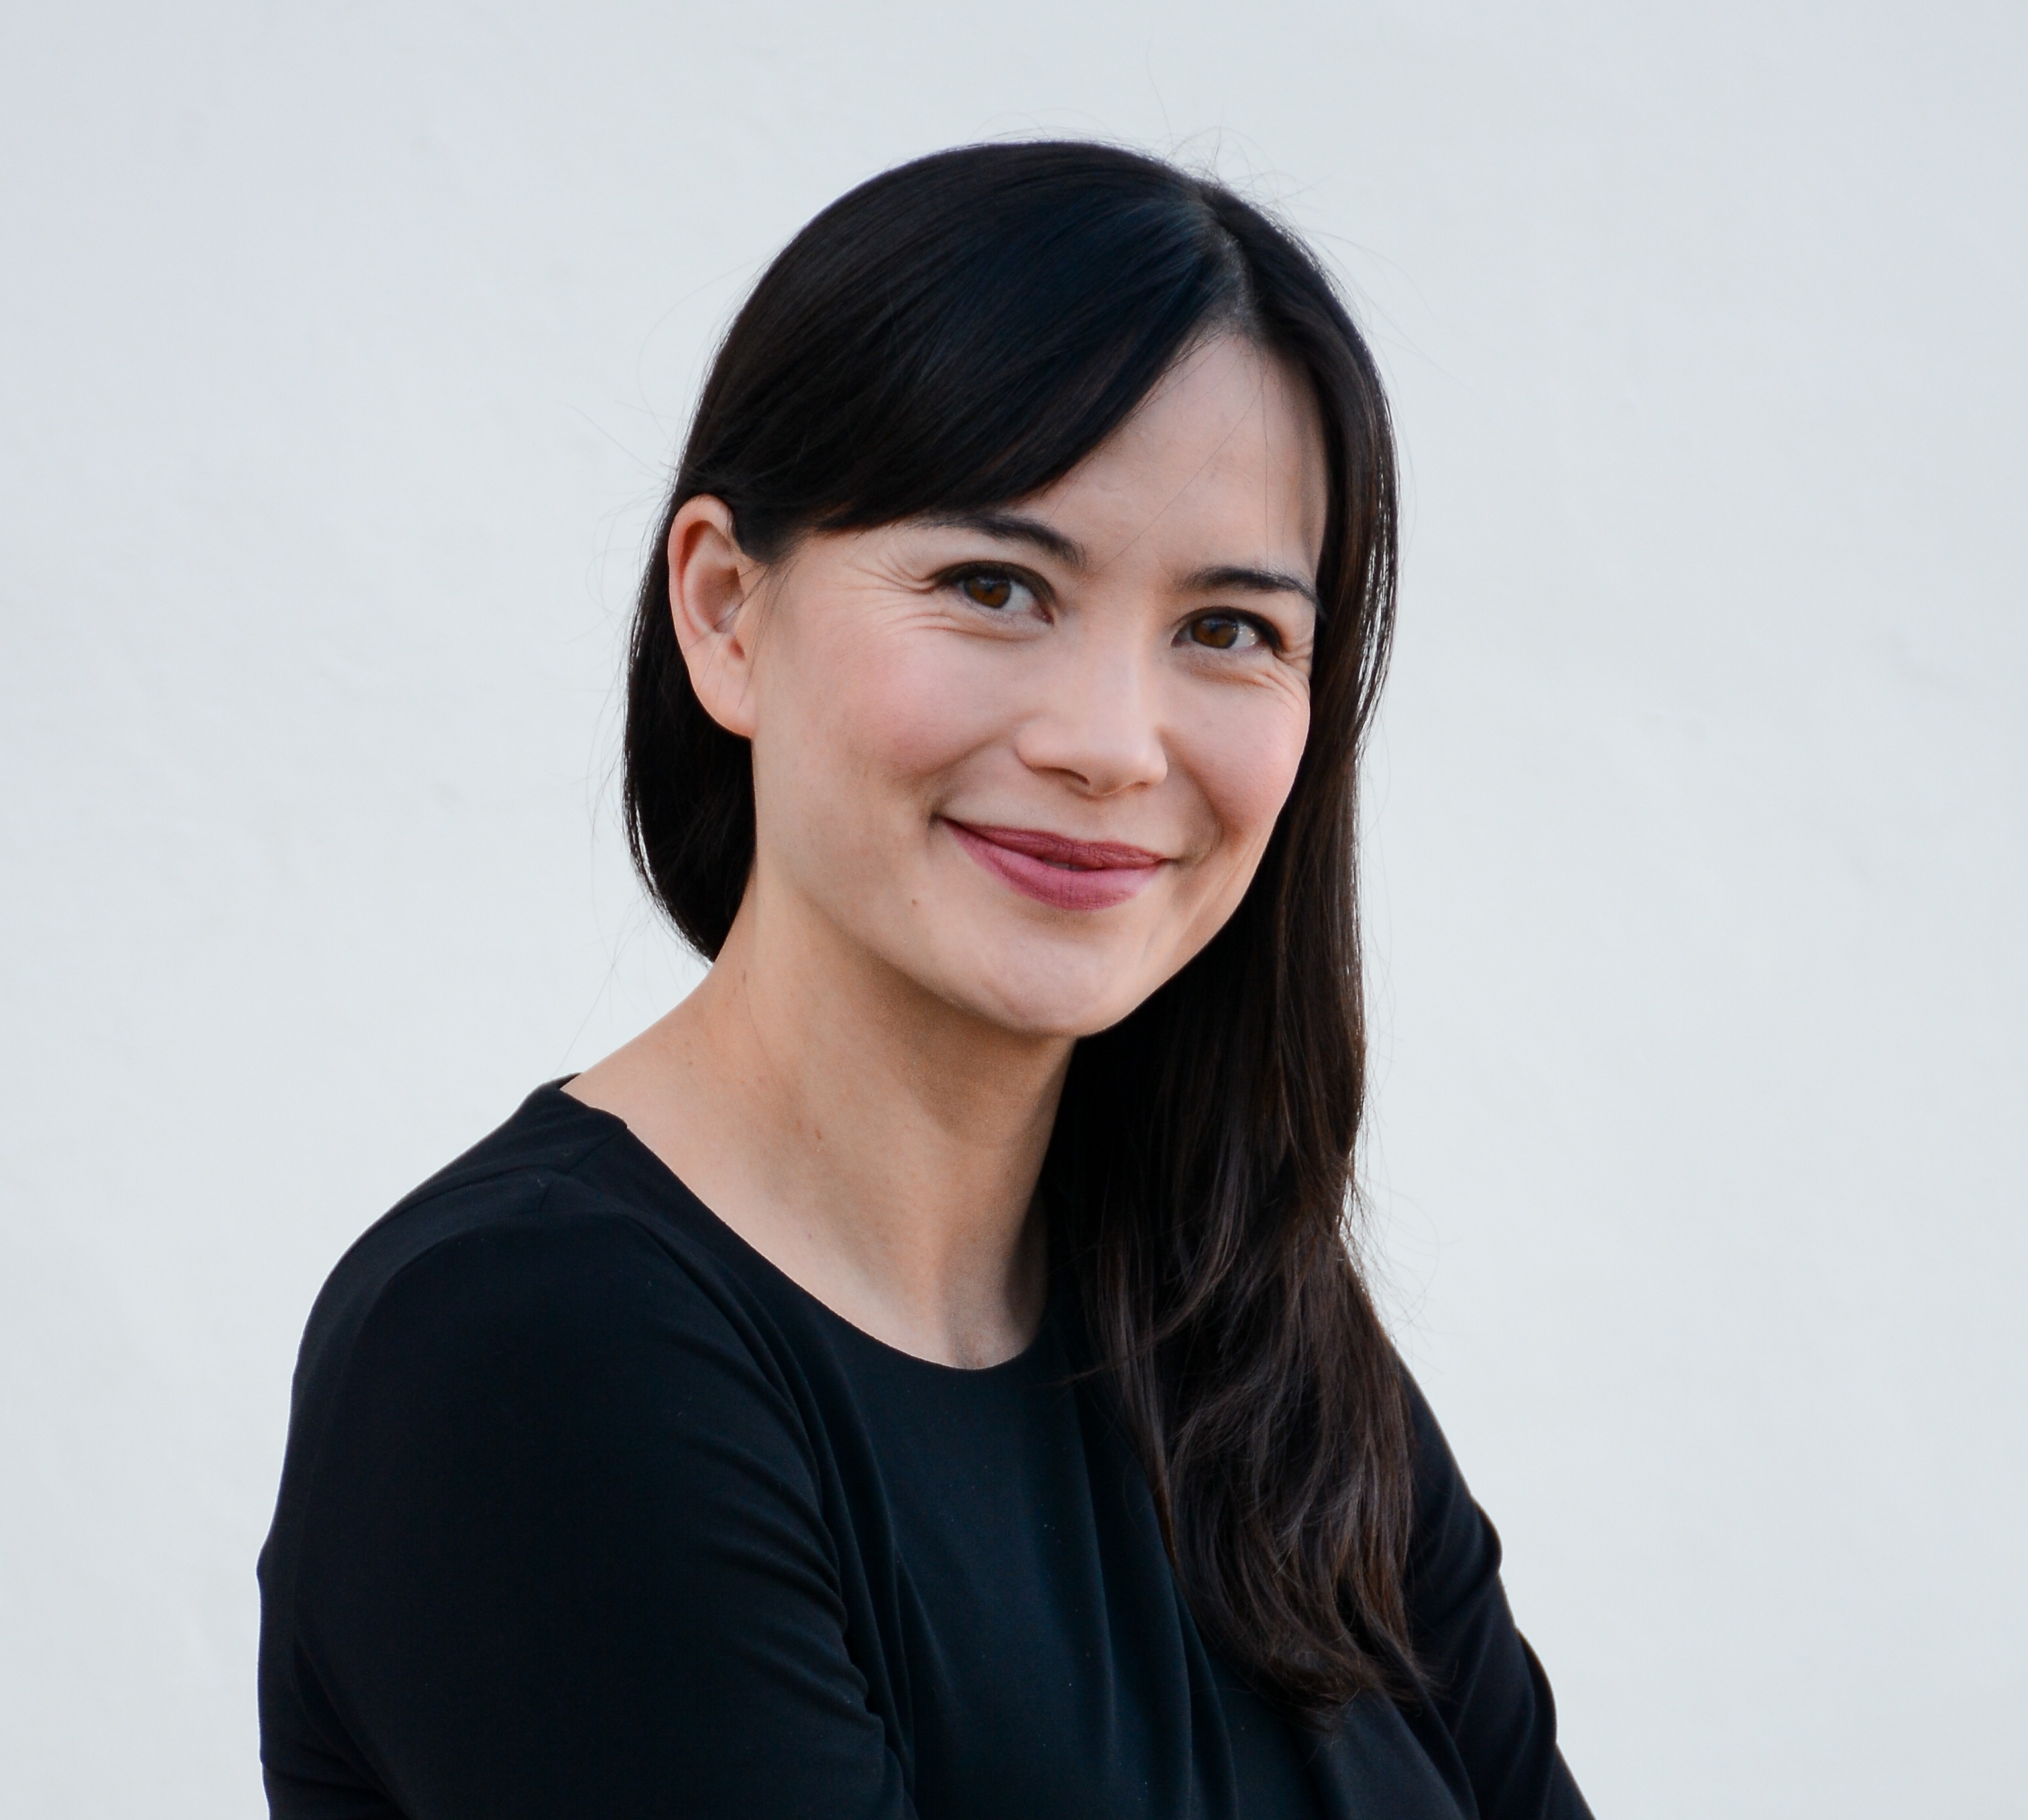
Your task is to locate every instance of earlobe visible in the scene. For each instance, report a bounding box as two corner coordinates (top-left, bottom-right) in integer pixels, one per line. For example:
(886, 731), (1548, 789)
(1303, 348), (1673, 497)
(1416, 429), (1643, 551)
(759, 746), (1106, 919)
(668, 496), (762, 739)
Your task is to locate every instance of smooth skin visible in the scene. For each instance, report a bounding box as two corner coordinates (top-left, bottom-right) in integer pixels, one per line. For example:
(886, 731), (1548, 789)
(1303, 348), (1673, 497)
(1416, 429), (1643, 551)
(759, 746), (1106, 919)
(568, 335), (1328, 1368)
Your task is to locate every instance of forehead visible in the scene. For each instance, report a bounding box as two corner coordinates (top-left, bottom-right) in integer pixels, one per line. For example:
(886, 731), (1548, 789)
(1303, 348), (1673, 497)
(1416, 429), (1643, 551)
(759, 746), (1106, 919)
(1023, 336), (1330, 580)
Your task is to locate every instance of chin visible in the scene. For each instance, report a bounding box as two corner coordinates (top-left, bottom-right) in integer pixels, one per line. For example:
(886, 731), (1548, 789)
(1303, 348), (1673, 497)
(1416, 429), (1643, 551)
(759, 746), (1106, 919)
(950, 947), (1150, 1040)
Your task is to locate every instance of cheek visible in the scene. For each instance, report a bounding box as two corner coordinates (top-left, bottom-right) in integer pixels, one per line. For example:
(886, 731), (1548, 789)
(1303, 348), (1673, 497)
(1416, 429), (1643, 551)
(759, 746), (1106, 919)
(772, 612), (1004, 818)
(1183, 688), (1311, 872)
(861, 644), (1003, 784)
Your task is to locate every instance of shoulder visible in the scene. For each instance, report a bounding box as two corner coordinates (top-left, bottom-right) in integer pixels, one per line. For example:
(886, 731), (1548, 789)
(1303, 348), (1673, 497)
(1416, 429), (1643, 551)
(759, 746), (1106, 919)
(258, 1093), (876, 1809)
(1400, 1365), (1503, 1625)
(1393, 1366), (1594, 1817)
(284, 1085), (810, 1480)
(307, 1081), (665, 1307)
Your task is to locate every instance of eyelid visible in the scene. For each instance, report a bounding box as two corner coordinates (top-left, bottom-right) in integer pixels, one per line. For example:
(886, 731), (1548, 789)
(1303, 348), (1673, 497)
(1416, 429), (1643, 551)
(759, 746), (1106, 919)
(1188, 607), (1285, 653)
(938, 559), (1054, 607)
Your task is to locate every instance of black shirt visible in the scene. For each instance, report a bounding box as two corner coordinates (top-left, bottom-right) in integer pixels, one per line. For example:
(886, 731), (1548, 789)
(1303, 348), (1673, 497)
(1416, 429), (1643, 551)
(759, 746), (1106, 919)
(258, 1083), (1591, 1819)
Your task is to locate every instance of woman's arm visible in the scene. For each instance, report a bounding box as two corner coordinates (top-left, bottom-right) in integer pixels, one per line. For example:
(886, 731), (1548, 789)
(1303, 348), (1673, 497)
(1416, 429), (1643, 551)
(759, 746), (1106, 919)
(1401, 1371), (1594, 1820)
(272, 1206), (913, 1819)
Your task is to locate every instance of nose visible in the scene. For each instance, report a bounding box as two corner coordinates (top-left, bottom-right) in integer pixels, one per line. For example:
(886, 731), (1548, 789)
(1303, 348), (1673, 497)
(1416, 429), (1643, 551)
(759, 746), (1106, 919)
(1010, 635), (1169, 798)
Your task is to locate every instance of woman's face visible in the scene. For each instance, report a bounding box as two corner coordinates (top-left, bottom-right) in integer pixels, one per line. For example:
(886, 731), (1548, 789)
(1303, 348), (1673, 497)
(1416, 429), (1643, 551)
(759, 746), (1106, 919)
(680, 334), (1328, 1038)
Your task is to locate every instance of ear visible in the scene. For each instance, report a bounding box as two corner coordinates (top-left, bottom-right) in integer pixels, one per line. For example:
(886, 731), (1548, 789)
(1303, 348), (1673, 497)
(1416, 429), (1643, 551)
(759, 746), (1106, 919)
(668, 496), (767, 739)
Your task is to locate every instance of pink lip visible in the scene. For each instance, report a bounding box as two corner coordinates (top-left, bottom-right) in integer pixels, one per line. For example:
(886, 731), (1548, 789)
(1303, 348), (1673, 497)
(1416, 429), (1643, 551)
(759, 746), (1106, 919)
(944, 820), (1167, 912)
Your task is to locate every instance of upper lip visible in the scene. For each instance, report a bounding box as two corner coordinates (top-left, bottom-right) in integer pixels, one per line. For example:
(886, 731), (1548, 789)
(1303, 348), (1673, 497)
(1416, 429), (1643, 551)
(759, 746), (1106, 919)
(947, 822), (1167, 871)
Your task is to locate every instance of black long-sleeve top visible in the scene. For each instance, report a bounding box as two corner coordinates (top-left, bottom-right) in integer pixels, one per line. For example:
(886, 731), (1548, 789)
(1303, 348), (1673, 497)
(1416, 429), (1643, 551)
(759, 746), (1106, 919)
(258, 1083), (1592, 1819)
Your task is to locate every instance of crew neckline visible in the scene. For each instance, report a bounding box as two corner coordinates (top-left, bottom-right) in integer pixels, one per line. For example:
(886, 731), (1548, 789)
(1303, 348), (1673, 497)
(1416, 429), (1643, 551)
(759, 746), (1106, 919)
(539, 1077), (1058, 1381)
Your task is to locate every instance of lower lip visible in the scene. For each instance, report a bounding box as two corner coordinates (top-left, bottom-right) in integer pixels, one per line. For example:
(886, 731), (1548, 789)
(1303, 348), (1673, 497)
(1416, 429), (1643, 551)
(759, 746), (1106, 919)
(944, 822), (1163, 912)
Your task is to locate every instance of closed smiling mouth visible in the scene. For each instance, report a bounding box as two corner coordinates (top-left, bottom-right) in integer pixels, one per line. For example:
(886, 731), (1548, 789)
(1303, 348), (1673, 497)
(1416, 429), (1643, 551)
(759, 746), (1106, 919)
(941, 820), (1167, 911)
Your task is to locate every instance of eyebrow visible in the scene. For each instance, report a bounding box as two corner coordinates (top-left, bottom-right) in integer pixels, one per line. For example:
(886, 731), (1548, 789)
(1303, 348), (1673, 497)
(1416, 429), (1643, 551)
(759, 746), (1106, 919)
(919, 509), (1319, 612)
(918, 509), (1090, 570)
(1180, 562), (1320, 612)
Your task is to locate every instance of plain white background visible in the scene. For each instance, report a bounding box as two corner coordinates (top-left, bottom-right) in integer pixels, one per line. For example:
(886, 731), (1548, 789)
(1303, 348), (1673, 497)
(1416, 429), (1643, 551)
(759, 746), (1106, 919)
(3, 2), (2023, 1813)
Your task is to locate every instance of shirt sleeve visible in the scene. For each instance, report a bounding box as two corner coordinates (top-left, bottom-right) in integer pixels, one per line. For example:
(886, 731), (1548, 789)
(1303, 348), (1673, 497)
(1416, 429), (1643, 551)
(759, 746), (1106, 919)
(1401, 1370), (1594, 1820)
(284, 1204), (914, 1820)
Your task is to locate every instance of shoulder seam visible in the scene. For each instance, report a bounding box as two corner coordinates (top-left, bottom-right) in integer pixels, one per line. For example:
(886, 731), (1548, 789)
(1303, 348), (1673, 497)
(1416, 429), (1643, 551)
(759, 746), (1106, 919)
(391, 1112), (634, 1220)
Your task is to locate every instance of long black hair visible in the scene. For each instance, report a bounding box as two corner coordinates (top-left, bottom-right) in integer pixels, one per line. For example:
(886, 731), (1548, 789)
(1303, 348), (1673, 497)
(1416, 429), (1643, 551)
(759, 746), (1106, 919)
(622, 140), (1407, 1721)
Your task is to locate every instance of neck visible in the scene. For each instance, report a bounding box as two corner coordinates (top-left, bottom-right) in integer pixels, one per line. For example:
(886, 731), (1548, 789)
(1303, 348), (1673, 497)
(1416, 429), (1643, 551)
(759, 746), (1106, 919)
(568, 876), (1071, 1368)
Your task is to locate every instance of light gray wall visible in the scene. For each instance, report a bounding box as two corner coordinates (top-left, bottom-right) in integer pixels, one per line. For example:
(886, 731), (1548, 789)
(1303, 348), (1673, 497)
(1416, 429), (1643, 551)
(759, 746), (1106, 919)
(3, 3), (2021, 1813)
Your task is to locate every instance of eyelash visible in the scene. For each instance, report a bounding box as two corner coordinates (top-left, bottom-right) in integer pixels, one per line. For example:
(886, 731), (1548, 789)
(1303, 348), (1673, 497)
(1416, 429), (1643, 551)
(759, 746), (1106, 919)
(944, 565), (1043, 615)
(940, 564), (1283, 653)
(1183, 612), (1281, 654)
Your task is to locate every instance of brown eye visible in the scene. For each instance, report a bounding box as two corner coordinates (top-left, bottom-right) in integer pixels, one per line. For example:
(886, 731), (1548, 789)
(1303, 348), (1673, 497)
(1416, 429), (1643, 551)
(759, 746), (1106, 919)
(1189, 614), (1248, 650)
(960, 573), (1014, 610)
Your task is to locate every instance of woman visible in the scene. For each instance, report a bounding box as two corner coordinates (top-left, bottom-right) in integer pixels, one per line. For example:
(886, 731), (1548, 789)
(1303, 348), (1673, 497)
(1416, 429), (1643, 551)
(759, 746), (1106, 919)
(258, 142), (1591, 1819)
